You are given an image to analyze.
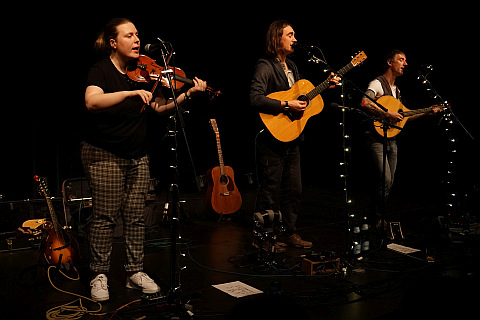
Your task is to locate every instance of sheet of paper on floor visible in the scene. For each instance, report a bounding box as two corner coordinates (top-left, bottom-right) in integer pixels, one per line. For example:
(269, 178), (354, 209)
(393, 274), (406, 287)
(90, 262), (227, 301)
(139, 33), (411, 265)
(387, 243), (421, 254)
(212, 281), (263, 298)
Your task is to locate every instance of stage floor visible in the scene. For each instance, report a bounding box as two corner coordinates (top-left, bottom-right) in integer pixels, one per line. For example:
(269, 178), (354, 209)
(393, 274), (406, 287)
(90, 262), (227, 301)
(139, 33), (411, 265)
(1, 186), (478, 319)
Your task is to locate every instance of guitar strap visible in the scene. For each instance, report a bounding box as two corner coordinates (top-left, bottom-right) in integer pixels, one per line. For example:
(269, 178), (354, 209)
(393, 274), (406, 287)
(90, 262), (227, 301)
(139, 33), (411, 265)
(376, 75), (402, 102)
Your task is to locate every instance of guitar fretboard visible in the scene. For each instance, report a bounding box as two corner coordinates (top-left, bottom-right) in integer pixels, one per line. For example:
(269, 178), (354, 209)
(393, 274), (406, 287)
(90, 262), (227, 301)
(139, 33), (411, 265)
(210, 119), (226, 176)
(215, 132), (225, 175)
(306, 63), (354, 101)
(45, 195), (64, 242)
(36, 177), (65, 244)
(401, 107), (434, 117)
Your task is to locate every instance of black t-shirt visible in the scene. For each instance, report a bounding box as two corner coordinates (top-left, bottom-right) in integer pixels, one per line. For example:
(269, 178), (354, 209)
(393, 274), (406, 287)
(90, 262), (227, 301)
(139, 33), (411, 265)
(84, 58), (149, 159)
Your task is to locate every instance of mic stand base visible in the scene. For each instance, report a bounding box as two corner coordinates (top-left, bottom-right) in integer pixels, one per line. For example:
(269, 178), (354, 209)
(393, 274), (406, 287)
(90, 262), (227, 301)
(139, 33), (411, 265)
(141, 291), (194, 319)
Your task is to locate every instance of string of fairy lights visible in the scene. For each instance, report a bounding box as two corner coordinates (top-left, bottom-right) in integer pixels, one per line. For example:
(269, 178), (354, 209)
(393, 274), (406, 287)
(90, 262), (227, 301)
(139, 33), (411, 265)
(337, 80), (357, 256)
(442, 110), (458, 218)
(417, 65), (459, 219)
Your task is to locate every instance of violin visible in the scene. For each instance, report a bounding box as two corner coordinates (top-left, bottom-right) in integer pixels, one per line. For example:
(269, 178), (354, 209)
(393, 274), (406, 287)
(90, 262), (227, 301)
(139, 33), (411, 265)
(126, 55), (221, 98)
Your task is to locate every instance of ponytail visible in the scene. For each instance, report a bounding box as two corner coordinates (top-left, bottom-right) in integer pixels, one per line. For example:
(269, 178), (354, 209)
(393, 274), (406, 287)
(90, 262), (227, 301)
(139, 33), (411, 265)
(94, 18), (132, 56)
(94, 31), (108, 55)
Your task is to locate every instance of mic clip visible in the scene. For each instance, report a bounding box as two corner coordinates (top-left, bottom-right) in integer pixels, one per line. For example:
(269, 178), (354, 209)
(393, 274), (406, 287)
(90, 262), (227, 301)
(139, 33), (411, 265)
(308, 54), (325, 64)
(292, 43), (326, 64)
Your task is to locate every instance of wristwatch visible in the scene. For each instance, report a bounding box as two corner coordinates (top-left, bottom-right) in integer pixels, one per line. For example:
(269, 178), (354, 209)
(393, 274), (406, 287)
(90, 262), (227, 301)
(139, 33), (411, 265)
(284, 101), (289, 112)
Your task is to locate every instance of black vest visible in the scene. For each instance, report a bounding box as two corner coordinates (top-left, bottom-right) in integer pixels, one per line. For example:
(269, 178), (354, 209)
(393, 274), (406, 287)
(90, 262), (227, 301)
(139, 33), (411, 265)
(376, 75), (401, 102)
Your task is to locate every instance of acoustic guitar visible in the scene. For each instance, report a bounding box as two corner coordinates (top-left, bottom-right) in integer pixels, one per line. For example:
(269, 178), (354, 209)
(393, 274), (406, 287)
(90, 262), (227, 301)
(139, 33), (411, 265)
(34, 175), (78, 268)
(373, 95), (447, 138)
(205, 119), (242, 215)
(260, 51), (367, 142)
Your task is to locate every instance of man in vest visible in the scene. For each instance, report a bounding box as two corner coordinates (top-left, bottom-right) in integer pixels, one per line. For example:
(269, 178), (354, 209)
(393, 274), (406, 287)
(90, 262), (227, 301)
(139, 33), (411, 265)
(360, 49), (440, 229)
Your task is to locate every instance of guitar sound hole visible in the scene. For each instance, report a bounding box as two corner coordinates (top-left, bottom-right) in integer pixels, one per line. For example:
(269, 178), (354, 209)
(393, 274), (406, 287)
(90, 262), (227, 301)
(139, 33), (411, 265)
(220, 175), (229, 185)
(298, 95), (310, 106)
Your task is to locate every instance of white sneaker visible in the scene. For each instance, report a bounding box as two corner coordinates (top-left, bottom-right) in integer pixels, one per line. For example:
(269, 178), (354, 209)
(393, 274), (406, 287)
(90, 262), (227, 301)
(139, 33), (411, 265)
(126, 272), (161, 294)
(90, 274), (109, 301)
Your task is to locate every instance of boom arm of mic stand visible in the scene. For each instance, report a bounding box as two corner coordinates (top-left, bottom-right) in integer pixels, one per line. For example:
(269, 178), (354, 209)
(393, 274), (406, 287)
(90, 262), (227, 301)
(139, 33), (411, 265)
(313, 55), (400, 131)
(418, 69), (475, 141)
(311, 56), (390, 113)
(305, 49), (399, 132)
(344, 105), (403, 131)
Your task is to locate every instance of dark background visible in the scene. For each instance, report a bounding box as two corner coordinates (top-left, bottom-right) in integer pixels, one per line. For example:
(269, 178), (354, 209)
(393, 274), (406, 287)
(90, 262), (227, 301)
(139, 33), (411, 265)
(1, 3), (478, 213)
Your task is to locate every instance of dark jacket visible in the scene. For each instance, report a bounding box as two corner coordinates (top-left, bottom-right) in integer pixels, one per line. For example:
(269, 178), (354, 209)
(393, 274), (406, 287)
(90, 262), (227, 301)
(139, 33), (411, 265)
(249, 57), (301, 115)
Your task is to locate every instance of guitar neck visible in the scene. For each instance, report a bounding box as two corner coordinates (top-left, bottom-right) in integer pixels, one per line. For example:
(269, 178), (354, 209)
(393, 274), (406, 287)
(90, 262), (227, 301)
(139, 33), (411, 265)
(402, 106), (434, 117)
(45, 195), (65, 242)
(34, 176), (66, 243)
(306, 62), (354, 101)
(215, 132), (226, 175)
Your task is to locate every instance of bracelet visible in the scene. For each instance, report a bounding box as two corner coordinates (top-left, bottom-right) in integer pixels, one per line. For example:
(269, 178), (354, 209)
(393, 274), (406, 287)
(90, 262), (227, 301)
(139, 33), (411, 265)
(184, 92), (191, 102)
(284, 101), (289, 112)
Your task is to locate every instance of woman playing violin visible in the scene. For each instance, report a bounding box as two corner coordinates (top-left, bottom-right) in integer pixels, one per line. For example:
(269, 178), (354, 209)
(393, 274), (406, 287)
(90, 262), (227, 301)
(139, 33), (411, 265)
(82, 18), (206, 302)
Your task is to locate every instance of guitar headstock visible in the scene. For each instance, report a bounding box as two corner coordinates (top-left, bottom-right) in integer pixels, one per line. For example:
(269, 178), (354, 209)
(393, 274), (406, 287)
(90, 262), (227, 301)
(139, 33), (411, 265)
(432, 101), (451, 111)
(351, 51), (367, 67)
(33, 175), (49, 198)
(206, 87), (222, 100)
(209, 119), (219, 134)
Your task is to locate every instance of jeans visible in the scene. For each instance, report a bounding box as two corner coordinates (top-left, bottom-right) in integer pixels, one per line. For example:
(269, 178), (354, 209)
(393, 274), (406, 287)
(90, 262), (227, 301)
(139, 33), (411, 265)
(365, 133), (398, 221)
(256, 140), (302, 235)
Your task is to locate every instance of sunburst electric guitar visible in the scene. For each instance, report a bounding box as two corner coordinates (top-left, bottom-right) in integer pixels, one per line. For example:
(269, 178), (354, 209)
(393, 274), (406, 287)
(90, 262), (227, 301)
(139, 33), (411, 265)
(260, 51), (367, 142)
(205, 119), (242, 215)
(373, 96), (448, 138)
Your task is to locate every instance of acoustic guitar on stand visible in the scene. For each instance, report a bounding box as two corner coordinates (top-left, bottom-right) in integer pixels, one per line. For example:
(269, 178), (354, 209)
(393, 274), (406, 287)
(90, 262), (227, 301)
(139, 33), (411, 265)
(205, 119), (242, 215)
(373, 95), (448, 138)
(260, 51), (367, 142)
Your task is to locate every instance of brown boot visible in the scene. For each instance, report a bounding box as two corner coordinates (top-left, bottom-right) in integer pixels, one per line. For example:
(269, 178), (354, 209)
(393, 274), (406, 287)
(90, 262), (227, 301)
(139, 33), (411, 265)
(279, 233), (313, 248)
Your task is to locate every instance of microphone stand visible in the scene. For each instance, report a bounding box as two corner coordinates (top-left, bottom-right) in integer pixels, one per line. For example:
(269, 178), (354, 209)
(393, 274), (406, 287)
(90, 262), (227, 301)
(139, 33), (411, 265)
(417, 67), (475, 141)
(306, 48), (401, 252)
(155, 43), (191, 306)
(417, 66), (475, 239)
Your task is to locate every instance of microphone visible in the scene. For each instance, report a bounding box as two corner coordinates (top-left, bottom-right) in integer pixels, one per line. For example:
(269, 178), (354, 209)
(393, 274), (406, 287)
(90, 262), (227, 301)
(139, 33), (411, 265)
(144, 38), (169, 53)
(330, 103), (344, 108)
(291, 42), (311, 49)
(330, 103), (353, 110)
(144, 43), (162, 53)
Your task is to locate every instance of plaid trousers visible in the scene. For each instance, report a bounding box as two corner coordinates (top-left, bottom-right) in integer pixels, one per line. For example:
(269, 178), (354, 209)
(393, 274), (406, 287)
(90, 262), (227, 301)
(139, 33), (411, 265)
(81, 142), (149, 273)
